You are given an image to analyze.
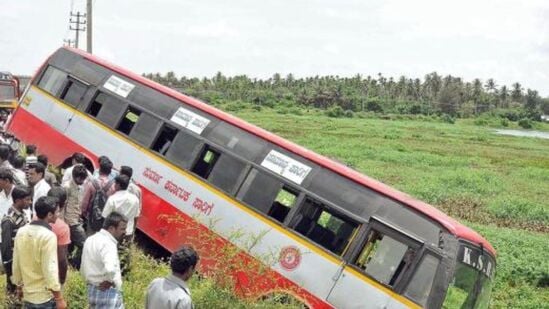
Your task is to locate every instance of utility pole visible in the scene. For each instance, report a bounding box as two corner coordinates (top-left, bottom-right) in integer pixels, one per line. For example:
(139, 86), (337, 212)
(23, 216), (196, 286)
(86, 0), (93, 53)
(69, 11), (86, 49)
(63, 39), (75, 48)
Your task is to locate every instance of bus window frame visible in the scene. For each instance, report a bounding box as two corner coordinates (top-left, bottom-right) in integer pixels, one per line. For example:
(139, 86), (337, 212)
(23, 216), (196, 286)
(151, 122), (179, 155)
(401, 248), (443, 307)
(58, 75), (91, 108)
(236, 167), (305, 226)
(36, 65), (68, 97)
(128, 109), (164, 148)
(84, 91), (129, 129)
(346, 217), (424, 292)
(288, 195), (362, 256)
(200, 144), (252, 195)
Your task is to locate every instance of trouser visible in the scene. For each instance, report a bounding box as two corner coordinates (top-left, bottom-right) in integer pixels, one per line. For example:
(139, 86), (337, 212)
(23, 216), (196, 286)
(118, 235), (133, 276)
(5, 262), (16, 293)
(5, 262), (21, 308)
(69, 223), (87, 270)
(23, 299), (56, 309)
(87, 284), (124, 309)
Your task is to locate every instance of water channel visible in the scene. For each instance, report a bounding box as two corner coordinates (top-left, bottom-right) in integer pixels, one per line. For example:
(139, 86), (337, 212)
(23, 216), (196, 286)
(494, 129), (549, 139)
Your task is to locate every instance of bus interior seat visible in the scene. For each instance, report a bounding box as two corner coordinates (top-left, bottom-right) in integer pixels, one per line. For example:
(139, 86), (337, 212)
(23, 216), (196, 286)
(294, 215), (313, 235)
(310, 225), (336, 251)
(268, 202), (290, 222)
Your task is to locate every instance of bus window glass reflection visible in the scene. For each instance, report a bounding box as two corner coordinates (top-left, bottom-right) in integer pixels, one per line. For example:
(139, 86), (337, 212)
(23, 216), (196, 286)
(38, 66), (66, 96)
(355, 230), (415, 287)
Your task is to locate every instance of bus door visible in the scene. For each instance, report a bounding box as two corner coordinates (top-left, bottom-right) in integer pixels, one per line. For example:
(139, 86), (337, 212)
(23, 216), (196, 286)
(54, 75), (92, 133)
(327, 219), (422, 308)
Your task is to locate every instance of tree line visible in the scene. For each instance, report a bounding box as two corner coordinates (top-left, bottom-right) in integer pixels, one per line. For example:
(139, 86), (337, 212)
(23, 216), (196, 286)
(142, 71), (549, 119)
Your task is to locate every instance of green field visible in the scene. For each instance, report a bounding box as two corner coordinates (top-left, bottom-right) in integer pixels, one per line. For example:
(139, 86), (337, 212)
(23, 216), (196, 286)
(229, 107), (549, 308)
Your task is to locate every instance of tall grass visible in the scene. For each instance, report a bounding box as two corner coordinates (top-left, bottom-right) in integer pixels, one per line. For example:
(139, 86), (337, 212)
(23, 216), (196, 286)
(0, 246), (303, 308)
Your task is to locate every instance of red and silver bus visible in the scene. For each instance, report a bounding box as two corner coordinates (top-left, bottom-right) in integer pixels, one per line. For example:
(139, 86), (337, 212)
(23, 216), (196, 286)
(0, 72), (20, 110)
(8, 47), (496, 308)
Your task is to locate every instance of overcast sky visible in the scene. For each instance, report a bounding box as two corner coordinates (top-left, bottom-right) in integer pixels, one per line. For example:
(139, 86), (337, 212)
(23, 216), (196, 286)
(1, 0), (548, 95)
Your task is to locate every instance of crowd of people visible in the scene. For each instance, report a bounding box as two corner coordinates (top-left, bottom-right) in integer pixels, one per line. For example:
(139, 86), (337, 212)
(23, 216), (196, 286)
(0, 135), (200, 309)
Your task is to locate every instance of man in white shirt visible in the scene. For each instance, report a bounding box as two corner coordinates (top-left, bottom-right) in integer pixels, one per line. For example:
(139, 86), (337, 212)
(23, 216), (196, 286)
(61, 152), (90, 184)
(146, 245), (199, 309)
(81, 212), (127, 309)
(101, 174), (139, 275)
(119, 166), (142, 216)
(29, 162), (51, 219)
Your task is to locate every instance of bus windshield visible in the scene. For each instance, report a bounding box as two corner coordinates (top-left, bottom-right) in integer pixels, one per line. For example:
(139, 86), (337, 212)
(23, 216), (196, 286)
(0, 83), (16, 101)
(443, 244), (495, 308)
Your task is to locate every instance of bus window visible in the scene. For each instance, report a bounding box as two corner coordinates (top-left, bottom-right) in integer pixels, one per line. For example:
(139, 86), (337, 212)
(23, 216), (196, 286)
(354, 230), (416, 287)
(87, 93), (127, 128)
(38, 66), (66, 96)
(165, 131), (203, 170)
(129, 112), (162, 147)
(206, 153), (248, 194)
(60, 77), (88, 108)
(87, 96), (103, 117)
(292, 198), (358, 255)
(404, 254), (439, 306)
(117, 106), (141, 135)
(152, 124), (178, 155)
(191, 146), (220, 179)
(237, 169), (287, 216)
(268, 187), (298, 223)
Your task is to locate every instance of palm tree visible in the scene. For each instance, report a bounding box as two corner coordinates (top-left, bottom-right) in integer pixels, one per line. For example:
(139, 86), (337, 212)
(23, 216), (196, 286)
(499, 85), (509, 108)
(511, 82), (523, 103)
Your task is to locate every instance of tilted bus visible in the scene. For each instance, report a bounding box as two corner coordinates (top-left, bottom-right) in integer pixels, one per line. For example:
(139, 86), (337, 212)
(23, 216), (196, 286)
(8, 47), (496, 308)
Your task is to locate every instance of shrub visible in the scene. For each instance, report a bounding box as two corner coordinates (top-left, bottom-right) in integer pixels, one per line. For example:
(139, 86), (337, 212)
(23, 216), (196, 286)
(326, 106), (345, 118)
(366, 98), (384, 113)
(288, 107), (303, 116)
(409, 104), (422, 115)
(500, 118), (509, 127)
(518, 118), (532, 129)
(441, 114), (455, 124)
(344, 110), (354, 118)
(276, 108), (289, 115)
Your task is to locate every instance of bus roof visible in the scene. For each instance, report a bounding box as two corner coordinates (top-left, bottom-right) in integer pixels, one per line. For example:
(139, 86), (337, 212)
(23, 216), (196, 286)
(64, 47), (496, 257)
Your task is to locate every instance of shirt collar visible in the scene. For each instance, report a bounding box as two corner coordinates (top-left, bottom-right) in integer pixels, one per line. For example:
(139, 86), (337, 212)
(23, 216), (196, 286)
(35, 178), (47, 188)
(166, 274), (190, 291)
(30, 220), (52, 230)
(99, 229), (119, 244)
